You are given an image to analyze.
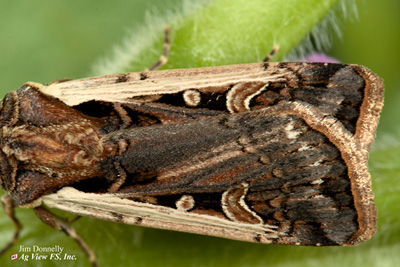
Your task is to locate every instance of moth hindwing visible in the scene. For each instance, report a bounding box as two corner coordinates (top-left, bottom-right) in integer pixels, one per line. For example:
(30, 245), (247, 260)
(0, 62), (383, 250)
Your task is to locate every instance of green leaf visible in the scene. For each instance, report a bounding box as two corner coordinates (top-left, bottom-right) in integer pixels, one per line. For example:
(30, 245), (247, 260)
(93, 0), (341, 75)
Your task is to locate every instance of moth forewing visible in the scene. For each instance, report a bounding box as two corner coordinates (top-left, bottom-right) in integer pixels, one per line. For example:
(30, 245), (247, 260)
(1, 62), (383, 254)
(36, 187), (280, 244)
(39, 62), (288, 106)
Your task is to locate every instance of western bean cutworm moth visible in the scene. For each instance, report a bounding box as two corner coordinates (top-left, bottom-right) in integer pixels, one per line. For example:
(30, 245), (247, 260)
(0, 34), (383, 265)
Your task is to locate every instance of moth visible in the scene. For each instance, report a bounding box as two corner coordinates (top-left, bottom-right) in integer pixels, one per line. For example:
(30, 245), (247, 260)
(0, 43), (383, 265)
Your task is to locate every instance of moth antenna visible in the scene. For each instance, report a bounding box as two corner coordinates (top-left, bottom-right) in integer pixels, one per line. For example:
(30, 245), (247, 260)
(147, 25), (171, 71)
(263, 45), (280, 62)
(0, 195), (22, 256)
(33, 207), (98, 267)
(69, 215), (82, 224)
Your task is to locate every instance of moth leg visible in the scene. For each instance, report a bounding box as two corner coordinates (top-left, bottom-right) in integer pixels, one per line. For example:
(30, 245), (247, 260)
(0, 195), (22, 256)
(263, 45), (280, 62)
(147, 25), (171, 71)
(33, 206), (98, 267)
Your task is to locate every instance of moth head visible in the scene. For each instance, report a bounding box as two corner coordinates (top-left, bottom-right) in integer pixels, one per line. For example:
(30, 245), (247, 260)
(0, 89), (20, 193)
(0, 149), (17, 194)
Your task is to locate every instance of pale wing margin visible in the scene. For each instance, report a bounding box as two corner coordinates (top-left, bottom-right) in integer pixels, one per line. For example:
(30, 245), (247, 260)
(29, 187), (282, 244)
